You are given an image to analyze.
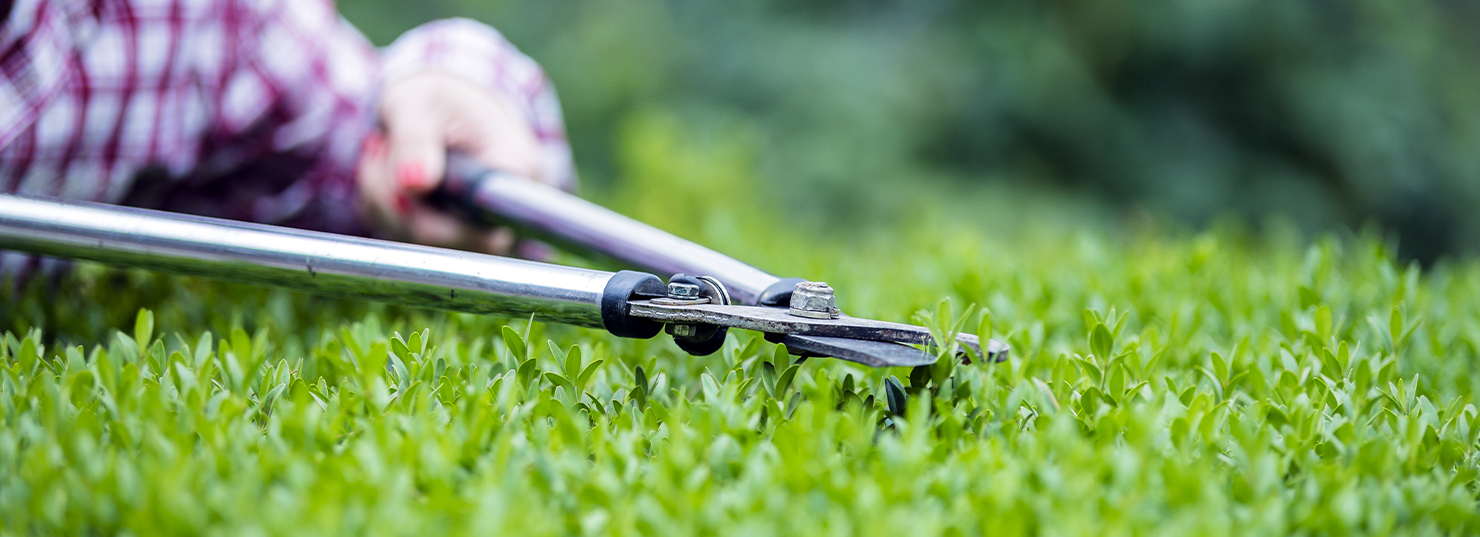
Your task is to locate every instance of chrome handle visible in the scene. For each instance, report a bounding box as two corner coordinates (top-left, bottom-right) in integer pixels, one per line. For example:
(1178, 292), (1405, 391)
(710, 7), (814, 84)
(0, 194), (619, 328)
(439, 156), (783, 305)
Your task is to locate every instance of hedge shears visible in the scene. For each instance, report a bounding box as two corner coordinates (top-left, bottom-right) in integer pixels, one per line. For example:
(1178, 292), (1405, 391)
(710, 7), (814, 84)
(0, 157), (1007, 368)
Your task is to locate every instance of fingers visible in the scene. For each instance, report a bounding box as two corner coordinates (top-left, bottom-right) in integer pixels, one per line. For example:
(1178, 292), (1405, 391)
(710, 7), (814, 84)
(359, 131), (514, 255)
(362, 70), (551, 255)
(447, 108), (542, 184)
(356, 132), (401, 227)
(481, 228), (516, 256)
(382, 71), (547, 189)
(380, 77), (449, 195)
(402, 202), (515, 255)
(401, 201), (465, 246)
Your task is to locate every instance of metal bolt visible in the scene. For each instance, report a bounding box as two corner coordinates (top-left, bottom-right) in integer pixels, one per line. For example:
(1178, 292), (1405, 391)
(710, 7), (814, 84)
(788, 281), (841, 319)
(667, 281), (702, 299)
(668, 324), (698, 338)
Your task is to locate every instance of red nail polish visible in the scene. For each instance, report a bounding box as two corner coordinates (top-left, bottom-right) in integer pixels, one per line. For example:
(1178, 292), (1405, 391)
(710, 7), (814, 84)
(398, 162), (428, 188)
(395, 194), (412, 216)
(362, 133), (384, 157)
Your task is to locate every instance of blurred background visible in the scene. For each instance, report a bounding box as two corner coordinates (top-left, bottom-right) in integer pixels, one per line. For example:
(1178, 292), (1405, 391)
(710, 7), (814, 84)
(340, 0), (1480, 265)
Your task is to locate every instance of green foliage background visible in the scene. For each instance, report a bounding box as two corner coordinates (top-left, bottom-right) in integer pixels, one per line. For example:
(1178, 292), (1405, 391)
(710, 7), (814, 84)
(4, 115), (1480, 534)
(340, 0), (1480, 263)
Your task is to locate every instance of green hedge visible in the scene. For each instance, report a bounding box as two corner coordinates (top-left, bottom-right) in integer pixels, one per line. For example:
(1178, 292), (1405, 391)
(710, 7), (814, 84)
(4, 115), (1480, 535)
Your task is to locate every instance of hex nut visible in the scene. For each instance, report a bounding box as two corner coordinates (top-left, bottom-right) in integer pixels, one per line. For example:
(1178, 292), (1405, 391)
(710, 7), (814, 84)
(788, 281), (841, 319)
(668, 324), (698, 338)
(667, 281), (702, 299)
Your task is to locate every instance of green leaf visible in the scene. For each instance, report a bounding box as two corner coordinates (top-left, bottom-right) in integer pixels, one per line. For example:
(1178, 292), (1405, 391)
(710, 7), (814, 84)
(517, 357), (538, 387)
(363, 342), (389, 378)
(632, 366), (649, 410)
(1197, 365), (1224, 400)
(885, 376), (907, 417)
(564, 344), (583, 384)
(408, 329), (425, 356)
(134, 309), (154, 347)
(1090, 323), (1113, 359)
(1083, 308), (1104, 329)
(773, 343), (792, 370)
(1106, 363), (1127, 402)
(700, 372), (720, 401)
(111, 331), (141, 365)
(1315, 305), (1333, 342)
(544, 372), (575, 395)
(775, 363), (800, 395)
(584, 392), (607, 415)
(261, 383), (287, 413)
(66, 346), (85, 370)
(738, 337), (764, 363)
(937, 298), (954, 337)
(547, 339), (568, 368)
(502, 326), (527, 363)
(576, 359), (605, 391)
(970, 309), (994, 363)
(738, 377), (757, 400)
(193, 332), (213, 368)
(910, 364), (931, 391)
(1080, 386), (1104, 412)
(1336, 340), (1350, 372)
(1123, 380), (1149, 403)
(230, 327), (253, 363)
(930, 354), (954, 387)
(1210, 351), (1228, 386)
(1298, 286), (1320, 309)
(2, 331), (17, 359)
(390, 334), (410, 361)
(635, 366), (649, 394)
(387, 351), (410, 388)
(785, 392), (802, 420)
(16, 336), (38, 373)
(1390, 305), (1403, 346)
(761, 361), (778, 398)
(1077, 356), (1103, 386)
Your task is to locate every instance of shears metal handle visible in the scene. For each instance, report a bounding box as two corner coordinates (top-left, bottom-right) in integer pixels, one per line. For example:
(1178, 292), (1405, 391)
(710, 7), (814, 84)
(0, 161), (1007, 367)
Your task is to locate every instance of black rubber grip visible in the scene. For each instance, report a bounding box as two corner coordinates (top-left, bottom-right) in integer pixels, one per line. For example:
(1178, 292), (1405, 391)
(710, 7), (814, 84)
(601, 270), (666, 339)
(756, 277), (807, 307)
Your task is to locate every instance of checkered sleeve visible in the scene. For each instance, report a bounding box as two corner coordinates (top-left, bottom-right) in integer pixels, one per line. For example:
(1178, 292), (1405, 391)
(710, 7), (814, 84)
(381, 18), (576, 192)
(213, 0), (380, 232)
(0, 1), (575, 279)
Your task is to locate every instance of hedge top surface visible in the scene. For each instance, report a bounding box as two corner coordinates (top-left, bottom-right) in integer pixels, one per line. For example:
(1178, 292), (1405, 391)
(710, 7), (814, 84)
(4, 222), (1479, 535)
(4, 122), (1480, 535)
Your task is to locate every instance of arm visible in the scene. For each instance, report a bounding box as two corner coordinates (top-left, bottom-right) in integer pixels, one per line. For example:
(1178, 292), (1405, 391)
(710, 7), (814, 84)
(218, 4), (578, 248)
(0, 0), (572, 249)
(0, 0), (381, 232)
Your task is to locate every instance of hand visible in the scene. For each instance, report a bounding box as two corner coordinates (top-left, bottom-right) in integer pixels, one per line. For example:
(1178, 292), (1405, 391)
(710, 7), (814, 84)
(357, 70), (546, 254)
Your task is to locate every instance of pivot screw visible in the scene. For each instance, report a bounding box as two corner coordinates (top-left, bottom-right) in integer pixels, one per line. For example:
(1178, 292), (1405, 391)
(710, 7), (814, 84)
(667, 281), (702, 299)
(668, 324), (698, 338)
(789, 281), (841, 319)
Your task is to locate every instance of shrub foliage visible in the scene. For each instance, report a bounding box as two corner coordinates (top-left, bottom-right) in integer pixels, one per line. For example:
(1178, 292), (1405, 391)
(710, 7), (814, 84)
(4, 124), (1480, 534)
(4, 227), (1480, 534)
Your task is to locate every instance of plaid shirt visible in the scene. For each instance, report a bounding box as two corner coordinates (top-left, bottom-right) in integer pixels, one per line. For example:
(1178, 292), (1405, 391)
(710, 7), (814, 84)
(0, 0), (574, 239)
